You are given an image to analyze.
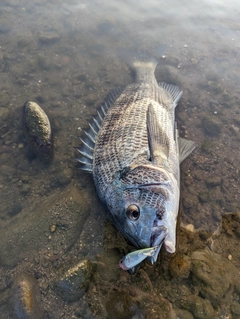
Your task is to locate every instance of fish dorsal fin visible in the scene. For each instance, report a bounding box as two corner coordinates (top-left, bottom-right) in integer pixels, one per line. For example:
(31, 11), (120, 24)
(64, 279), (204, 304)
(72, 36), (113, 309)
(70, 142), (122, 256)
(179, 137), (196, 163)
(147, 103), (169, 163)
(77, 88), (123, 173)
(159, 82), (182, 106)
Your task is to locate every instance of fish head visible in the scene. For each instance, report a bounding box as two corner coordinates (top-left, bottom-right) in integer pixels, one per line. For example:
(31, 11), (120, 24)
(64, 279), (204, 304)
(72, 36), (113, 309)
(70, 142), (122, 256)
(105, 165), (179, 263)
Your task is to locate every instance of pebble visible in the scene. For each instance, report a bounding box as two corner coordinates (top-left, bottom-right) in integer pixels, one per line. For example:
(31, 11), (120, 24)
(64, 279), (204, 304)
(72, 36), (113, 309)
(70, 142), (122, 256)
(50, 224), (56, 233)
(169, 254), (191, 278)
(174, 308), (194, 319)
(39, 31), (60, 44)
(182, 295), (215, 319)
(231, 303), (240, 316)
(54, 259), (94, 302)
(201, 116), (222, 137)
(11, 273), (45, 319)
(55, 167), (73, 186)
(184, 224), (195, 233)
(23, 101), (53, 163)
(0, 107), (10, 122)
(191, 249), (240, 307)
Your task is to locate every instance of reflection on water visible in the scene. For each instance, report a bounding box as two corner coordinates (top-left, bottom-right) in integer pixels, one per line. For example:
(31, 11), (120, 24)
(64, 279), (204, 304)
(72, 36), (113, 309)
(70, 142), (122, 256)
(0, 0), (240, 317)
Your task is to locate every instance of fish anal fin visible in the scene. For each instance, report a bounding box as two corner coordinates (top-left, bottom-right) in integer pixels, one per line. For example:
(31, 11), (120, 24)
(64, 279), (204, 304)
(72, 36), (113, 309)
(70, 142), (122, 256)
(159, 82), (182, 106)
(179, 137), (196, 163)
(147, 103), (170, 163)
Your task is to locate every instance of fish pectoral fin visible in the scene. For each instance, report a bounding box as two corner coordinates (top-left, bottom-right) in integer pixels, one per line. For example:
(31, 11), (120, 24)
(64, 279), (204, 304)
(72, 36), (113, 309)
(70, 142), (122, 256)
(179, 137), (196, 163)
(147, 103), (170, 163)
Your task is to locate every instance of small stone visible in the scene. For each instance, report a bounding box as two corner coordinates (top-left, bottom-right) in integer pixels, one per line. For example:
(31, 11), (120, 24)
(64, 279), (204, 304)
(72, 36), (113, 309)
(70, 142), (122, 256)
(20, 184), (30, 195)
(23, 101), (53, 163)
(205, 177), (221, 188)
(228, 254), (232, 261)
(201, 139), (216, 154)
(50, 224), (56, 233)
(55, 167), (73, 186)
(54, 260), (94, 302)
(11, 273), (45, 319)
(190, 249), (240, 307)
(182, 295), (215, 319)
(201, 116), (222, 137)
(39, 31), (60, 44)
(174, 308), (194, 319)
(169, 254), (191, 278)
(0, 92), (10, 106)
(198, 191), (209, 203)
(184, 224), (195, 232)
(0, 107), (10, 122)
(105, 291), (134, 319)
(231, 303), (240, 315)
(18, 143), (24, 149)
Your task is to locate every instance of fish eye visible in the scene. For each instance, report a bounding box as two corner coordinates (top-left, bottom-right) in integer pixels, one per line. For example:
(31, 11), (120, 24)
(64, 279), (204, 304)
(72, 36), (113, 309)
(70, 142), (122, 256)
(126, 205), (140, 221)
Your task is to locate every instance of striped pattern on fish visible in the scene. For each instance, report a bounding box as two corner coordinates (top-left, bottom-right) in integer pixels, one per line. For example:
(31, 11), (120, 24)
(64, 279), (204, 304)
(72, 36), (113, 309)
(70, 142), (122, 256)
(77, 54), (196, 265)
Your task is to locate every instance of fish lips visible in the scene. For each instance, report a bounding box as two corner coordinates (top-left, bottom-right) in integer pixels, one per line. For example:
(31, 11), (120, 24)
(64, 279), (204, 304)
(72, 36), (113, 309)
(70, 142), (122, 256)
(148, 225), (167, 264)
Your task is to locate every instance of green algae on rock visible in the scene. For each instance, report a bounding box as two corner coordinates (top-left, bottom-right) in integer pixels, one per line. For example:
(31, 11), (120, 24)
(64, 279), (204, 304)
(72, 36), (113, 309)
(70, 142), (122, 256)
(11, 273), (45, 319)
(23, 101), (53, 163)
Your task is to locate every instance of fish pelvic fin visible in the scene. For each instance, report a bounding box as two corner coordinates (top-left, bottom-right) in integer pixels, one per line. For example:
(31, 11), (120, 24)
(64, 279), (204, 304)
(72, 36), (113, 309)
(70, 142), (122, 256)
(179, 137), (196, 163)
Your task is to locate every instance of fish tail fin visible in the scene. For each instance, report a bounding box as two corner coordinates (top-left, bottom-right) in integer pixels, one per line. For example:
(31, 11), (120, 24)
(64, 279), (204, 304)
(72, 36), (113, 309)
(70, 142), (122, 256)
(120, 51), (158, 83)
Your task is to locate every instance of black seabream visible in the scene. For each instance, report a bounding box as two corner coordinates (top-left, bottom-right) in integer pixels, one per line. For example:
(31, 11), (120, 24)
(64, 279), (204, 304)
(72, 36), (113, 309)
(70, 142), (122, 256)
(77, 54), (195, 268)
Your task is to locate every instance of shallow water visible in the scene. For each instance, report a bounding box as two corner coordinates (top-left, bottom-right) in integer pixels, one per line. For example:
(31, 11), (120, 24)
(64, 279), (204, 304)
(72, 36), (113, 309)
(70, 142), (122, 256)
(1, 0), (240, 318)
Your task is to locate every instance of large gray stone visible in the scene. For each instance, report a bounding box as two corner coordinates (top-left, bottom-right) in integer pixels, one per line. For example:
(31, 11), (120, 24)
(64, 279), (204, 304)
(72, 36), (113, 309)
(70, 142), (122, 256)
(0, 185), (90, 267)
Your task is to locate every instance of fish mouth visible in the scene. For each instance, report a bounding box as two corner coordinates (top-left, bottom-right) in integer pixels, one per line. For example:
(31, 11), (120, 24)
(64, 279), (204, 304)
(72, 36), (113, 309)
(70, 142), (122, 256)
(149, 225), (167, 264)
(150, 225), (167, 246)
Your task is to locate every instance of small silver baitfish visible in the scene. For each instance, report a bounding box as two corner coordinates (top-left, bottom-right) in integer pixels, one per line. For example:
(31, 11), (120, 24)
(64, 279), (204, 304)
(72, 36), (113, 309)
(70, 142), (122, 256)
(119, 246), (158, 270)
(77, 53), (195, 267)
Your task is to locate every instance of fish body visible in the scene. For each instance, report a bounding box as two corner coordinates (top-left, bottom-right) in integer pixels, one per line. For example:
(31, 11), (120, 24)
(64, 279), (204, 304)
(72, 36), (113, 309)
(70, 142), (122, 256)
(78, 54), (195, 264)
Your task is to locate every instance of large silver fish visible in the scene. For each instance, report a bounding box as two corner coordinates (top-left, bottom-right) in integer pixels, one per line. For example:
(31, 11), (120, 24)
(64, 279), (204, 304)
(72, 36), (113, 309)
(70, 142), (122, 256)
(77, 54), (195, 264)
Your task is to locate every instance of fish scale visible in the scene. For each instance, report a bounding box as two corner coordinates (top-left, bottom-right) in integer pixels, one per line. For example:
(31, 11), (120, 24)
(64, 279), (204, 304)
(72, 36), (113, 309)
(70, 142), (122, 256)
(77, 54), (196, 266)
(93, 84), (176, 201)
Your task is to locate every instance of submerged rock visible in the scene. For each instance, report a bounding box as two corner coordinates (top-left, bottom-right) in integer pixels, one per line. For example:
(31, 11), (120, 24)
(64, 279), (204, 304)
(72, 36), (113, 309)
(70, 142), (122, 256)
(169, 254), (191, 278)
(11, 273), (45, 319)
(182, 294), (215, 319)
(191, 249), (240, 307)
(39, 32), (60, 44)
(23, 101), (53, 163)
(201, 116), (222, 137)
(54, 259), (94, 302)
(174, 308), (194, 319)
(0, 107), (10, 123)
(0, 185), (91, 267)
(105, 291), (135, 319)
